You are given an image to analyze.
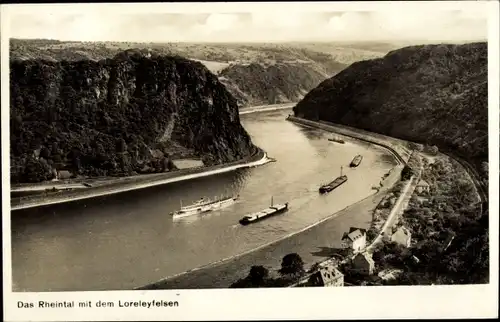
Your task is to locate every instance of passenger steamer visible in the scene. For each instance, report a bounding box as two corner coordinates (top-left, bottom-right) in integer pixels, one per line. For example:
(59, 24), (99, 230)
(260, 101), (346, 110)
(171, 195), (238, 219)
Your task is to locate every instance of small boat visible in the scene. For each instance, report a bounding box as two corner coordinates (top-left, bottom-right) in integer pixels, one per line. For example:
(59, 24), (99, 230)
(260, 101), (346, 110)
(350, 155), (363, 167)
(319, 166), (348, 194)
(171, 194), (238, 219)
(328, 136), (345, 144)
(239, 197), (289, 225)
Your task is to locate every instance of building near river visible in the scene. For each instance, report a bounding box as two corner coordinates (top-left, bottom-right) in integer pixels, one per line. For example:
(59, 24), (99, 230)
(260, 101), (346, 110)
(391, 226), (412, 248)
(378, 269), (403, 281)
(351, 252), (375, 276)
(56, 170), (72, 180)
(415, 179), (430, 194)
(341, 227), (367, 252)
(308, 264), (344, 287)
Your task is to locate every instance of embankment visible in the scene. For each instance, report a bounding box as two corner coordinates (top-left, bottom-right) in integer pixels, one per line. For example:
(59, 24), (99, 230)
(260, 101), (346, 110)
(286, 116), (411, 164)
(239, 103), (295, 115)
(11, 148), (267, 211)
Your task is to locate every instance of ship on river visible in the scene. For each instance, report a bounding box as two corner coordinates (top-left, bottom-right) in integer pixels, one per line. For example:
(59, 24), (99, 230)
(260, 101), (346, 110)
(319, 166), (348, 194)
(328, 136), (345, 144)
(239, 197), (289, 225)
(171, 195), (239, 219)
(350, 154), (363, 167)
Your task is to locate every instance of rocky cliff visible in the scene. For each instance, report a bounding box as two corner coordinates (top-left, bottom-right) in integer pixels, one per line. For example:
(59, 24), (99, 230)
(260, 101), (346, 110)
(10, 50), (256, 183)
(294, 42), (488, 169)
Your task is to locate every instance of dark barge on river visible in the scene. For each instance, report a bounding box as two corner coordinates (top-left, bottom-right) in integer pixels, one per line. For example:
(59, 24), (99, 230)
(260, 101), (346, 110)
(319, 166), (348, 194)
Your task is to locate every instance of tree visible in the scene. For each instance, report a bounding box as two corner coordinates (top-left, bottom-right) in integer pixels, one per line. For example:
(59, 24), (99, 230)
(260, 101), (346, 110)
(116, 138), (128, 153)
(248, 265), (269, 285)
(401, 165), (414, 181)
(428, 145), (439, 155)
(23, 158), (53, 183)
(480, 161), (488, 176)
(279, 253), (305, 277)
(366, 229), (378, 242)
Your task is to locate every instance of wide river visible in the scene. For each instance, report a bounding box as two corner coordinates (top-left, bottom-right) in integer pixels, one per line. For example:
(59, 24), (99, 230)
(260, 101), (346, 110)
(10, 108), (397, 292)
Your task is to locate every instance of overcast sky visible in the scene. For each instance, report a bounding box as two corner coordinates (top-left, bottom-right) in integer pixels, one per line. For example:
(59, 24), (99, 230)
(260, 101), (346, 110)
(4, 3), (489, 43)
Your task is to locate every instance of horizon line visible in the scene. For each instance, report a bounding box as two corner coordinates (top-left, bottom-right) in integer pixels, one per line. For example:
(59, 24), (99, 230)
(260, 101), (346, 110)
(9, 37), (488, 44)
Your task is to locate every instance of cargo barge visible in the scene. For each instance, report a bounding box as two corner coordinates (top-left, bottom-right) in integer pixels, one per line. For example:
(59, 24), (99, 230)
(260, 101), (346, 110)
(328, 136), (345, 144)
(319, 166), (348, 194)
(350, 155), (363, 167)
(171, 195), (238, 219)
(239, 197), (289, 225)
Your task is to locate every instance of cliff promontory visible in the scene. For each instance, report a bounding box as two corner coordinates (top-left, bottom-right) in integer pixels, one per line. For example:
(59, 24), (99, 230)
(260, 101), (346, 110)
(293, 42), (488, 170)
(10, 50), (256, 183)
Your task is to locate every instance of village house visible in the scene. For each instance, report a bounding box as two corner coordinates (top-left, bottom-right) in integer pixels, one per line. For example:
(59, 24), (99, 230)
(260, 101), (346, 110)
(416, 196), (430, 206)
(56, 170), (72, 180)
(172, 159), (204, 170)
(415, 179), (430, 194)
(341, 227), (367, 252)
(378, 269), (403, 281)
(391, 226), (412, 248)
(308, 264), (344, 287)
(351, 252), (375, 276)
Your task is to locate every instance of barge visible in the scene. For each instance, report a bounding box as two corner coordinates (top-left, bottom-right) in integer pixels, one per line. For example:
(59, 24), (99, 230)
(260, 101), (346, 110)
(350, 155), (363, 167)
(328, 136), (345, 144)
(239, 197), (289, 225)
(319, 166), (348, 194)
(171, 195), (238, 219)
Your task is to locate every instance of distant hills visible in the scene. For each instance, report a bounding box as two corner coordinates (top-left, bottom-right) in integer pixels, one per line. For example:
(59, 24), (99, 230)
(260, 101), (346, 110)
(294, 42), (488, 174)
(10, 38), (390, 107)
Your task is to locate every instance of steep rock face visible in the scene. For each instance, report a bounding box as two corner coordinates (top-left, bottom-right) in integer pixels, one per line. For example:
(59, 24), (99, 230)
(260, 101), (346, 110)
(10, 50), (256, 183)
(218, 62), (343, 107)
(294, 42), (488, 168)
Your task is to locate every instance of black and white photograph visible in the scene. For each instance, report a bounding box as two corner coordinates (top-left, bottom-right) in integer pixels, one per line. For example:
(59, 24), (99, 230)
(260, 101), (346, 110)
(2, 1), (498, 321)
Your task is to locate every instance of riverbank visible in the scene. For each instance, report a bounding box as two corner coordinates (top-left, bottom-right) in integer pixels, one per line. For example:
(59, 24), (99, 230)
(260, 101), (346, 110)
(11, 148), (270, 211)
(139, 168), (402, 290)
(239, 103), (296, 115)
(286, 116), (412, 164)
(10, 105), (298, 211)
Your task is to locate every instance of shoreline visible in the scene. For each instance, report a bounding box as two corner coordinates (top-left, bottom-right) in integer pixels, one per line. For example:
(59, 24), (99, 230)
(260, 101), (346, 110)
(10, 105), (295, 211)
(286, 116), (411, 164)
(239, 103), (296, 115)
(11, 149), (270, 211)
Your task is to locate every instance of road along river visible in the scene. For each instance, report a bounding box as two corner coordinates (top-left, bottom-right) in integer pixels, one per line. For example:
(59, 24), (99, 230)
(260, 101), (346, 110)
(10, 108), (398, 292)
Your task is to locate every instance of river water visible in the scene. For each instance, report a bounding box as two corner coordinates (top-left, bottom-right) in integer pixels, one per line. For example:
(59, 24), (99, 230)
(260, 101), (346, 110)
(10, 108), (397, 292)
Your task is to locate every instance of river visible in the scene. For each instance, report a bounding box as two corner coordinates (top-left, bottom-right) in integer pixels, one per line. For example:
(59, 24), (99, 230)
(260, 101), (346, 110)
(10, 108), (397, 292)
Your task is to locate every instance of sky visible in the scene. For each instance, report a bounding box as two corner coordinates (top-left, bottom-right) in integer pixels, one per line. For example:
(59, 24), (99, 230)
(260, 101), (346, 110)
(4, 3), (489, 43)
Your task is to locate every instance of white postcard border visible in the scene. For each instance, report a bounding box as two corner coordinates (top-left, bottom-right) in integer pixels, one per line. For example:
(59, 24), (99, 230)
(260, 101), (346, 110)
(2, 1), (499, 321)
